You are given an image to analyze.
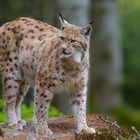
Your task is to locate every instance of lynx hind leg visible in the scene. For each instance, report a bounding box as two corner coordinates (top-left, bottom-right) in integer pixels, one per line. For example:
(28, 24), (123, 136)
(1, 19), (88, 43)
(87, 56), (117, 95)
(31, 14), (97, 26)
(34, 86), (53, 136)
(70, 83), (96, 134)
(15, 82), (29, 128)
(3, 72), (20, 130)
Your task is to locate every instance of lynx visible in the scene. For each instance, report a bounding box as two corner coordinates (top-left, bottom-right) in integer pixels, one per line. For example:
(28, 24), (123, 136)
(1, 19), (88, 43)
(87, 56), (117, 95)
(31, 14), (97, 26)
(0, 12), (95, 135)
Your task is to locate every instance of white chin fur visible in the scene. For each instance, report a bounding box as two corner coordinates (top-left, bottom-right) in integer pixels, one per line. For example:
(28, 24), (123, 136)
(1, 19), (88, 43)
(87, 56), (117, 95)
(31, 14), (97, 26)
(73, 53), (82, 63)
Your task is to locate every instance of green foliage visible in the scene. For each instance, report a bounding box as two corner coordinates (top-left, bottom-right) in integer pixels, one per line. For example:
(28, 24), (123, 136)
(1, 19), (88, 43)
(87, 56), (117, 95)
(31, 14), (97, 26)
(0, 100), (63, 123)
(48, 106), (63, 117)
(119, 0), (140, 108)
(0, 100), (6, 122)
(21, 104), (33, 120)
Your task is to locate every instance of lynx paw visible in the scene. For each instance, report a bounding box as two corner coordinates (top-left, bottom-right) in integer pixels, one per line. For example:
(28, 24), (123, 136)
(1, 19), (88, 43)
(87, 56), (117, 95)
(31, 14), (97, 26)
(76, 127), (96, 134)
(35, 125), (53, 136)
(8, 123), (23, 131)
(18, 120), (26, 127)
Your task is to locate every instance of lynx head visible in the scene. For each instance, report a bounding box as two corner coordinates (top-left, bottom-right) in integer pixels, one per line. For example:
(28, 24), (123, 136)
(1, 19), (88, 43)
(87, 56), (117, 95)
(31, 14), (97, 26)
(58, 12), (93, 64)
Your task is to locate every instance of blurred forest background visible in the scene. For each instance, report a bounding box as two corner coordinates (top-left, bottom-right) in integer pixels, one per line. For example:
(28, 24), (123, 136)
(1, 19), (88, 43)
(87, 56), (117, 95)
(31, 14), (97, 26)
(0, 0), (140, 131)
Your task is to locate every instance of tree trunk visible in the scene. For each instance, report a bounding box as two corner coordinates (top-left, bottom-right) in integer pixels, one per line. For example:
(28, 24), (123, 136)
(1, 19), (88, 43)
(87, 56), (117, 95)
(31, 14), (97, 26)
(88, 0), (123, 112)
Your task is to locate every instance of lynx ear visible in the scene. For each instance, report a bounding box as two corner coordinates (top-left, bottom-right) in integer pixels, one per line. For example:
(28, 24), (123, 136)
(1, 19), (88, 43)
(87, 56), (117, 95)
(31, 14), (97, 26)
(59, 11), (68, 29)
(80, 24), (92, 38)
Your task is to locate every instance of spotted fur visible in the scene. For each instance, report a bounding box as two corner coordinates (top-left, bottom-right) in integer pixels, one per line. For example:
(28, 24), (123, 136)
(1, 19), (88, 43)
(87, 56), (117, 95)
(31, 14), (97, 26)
(0, 14), (95, 135)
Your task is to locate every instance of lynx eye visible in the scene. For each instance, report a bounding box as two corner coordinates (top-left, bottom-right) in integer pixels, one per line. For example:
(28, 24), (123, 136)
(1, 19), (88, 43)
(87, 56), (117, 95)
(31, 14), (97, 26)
(60, 36), (65, 41)
(70, 39), (76, 43)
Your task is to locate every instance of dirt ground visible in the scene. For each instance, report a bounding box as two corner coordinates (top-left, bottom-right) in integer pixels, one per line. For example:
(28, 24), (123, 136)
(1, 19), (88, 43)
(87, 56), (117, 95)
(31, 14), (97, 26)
(0, 114), (138, 140)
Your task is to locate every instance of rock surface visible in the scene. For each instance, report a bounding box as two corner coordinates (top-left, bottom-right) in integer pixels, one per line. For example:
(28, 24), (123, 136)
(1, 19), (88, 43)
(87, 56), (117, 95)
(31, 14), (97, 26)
(0, 115), (132, 140)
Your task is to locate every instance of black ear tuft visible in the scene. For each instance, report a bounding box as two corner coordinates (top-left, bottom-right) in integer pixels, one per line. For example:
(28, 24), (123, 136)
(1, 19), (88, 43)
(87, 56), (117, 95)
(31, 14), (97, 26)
(59, 11), (64, 23)
(89, 20), (96, 26)
(58, 11), (68, 28)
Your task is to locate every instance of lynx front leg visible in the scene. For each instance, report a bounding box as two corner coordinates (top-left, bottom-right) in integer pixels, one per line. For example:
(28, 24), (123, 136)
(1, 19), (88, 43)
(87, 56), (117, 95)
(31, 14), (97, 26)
(15, 82), (29, 128)
(3, 73), (20, 130)
(70, 81), (96, 134)
(34, 86), (53, 136)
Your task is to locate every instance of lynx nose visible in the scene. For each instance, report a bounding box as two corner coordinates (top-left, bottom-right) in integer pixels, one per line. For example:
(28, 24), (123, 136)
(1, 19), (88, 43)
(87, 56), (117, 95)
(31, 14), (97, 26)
(62, 48), (71, 55)
(62, 48), (67, 54)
